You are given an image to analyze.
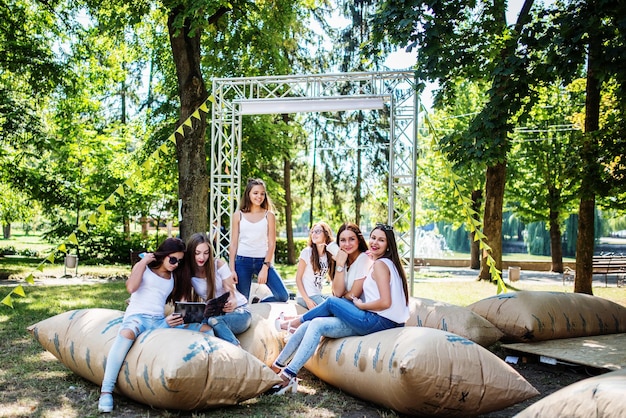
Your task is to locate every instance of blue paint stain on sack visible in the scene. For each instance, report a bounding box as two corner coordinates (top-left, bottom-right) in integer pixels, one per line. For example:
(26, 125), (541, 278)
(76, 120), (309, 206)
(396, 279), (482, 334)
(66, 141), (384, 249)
(102, 317), (123, 334)
(388, 344), (399, 372)
(441, 318), (448, 331)
(446, 334), (473, 345)
(159, 367), (180, 393)
(335, 339), (346, 362)
(53, 333), (62, 358)
(531, 314), (545, 334)
(372, 343), (381, 369)
(86, 348), (94, 375)
(353, 341), (363, 367)
(70, 341), (76, 366)
(122, 360), (135, 391)
(143, 364), (156, 395)
(182, 336), (220, 362)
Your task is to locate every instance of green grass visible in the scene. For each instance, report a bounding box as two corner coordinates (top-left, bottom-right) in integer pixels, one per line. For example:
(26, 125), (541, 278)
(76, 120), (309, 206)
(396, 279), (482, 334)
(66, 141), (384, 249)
(0, 231), (54, 254)
(2, 277), (626, 417)
(2, 232), (626, 417)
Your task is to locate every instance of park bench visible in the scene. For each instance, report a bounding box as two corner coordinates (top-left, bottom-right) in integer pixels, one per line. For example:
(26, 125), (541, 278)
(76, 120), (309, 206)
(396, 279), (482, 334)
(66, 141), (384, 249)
(563, 255), (626, 287)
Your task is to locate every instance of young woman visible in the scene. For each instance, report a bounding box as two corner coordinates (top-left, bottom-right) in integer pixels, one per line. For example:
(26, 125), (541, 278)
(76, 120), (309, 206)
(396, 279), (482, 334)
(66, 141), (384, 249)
(295, 222), (335, 310)
(172, 233), (251, 346)
(99, 238), (189, 413)
(331, 222), (372, 301)
(229, 178), (288, 302)
(270, 224), (410, 395)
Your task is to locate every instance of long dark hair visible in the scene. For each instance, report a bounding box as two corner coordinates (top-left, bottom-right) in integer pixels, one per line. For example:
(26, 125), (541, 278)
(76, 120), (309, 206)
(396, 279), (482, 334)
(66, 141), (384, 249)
(308, 222), (335, 276)
(372, 224), (409, 305)
(336, 222), (369, 264)
(171, 233), (216, 303)
(148, 237), (185, 270)
(239, 178), (274, 212)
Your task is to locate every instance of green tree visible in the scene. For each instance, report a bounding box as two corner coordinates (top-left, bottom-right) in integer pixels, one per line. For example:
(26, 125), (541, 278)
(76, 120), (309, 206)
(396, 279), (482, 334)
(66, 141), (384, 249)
(372, 0), (540, 281)
(420, 80), (488, 269)
(0, 183), (32, 238)
(506, 84), (582, 272)
(538, 0), (626, 293)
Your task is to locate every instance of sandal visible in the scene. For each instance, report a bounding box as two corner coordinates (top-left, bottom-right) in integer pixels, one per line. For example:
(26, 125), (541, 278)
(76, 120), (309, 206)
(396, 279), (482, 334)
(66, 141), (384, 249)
(268, 372), (298, 396)
(274, 315), (299, 342)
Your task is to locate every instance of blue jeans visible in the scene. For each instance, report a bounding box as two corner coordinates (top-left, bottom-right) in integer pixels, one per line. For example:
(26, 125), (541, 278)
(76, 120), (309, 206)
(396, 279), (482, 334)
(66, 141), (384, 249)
(101, 314), (169, 393)
(234, 256), (289, 302)
(296, 294), (328, 310)
(302, 296), (403, 336)
(274, 317), (356, 377)
(204, 305), (251, 346)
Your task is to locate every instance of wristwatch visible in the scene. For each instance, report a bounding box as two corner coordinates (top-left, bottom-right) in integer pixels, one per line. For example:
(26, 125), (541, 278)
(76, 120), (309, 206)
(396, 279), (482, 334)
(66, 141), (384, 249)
(336, 265), (345, 272)
(263, 261), (271, 268)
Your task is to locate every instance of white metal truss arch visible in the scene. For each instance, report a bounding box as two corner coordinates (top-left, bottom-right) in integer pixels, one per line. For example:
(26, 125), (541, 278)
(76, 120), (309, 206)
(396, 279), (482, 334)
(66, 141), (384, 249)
(210, 71), (419, 292)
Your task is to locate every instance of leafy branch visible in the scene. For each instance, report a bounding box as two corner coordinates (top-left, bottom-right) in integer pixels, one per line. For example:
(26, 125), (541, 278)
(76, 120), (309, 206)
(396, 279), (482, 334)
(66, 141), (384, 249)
(421, 104), (507, 294)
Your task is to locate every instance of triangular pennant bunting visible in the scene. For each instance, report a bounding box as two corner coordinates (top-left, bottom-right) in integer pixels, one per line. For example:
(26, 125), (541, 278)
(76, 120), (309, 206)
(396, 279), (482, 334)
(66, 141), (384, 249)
(1, 97), (216, 308)
(12, 285), (25, 297)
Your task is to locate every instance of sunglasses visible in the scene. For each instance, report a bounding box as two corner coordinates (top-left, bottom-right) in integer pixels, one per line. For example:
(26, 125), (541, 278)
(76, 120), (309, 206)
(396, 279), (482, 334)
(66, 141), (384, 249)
(376, 223), (393, 231)
(168, 256), (182, 265)
(310, 228), (324, 235)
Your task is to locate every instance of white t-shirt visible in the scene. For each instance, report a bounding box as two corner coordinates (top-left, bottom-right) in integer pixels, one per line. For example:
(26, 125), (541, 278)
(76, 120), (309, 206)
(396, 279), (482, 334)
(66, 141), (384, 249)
(191, 262), (247, 307)
(237, 212), (268, 257)
(124, 268), (174, 319)
(297, 246), (328, 298)
(361, 258), (409, 324)
(345, 252), (372, 292)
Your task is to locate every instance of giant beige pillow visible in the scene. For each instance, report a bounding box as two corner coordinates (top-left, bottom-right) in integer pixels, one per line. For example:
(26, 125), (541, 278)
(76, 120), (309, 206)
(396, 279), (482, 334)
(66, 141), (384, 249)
(407, 296), (503, 346)
(305, 326), (538, 416)
(516, 369), (626, 418)
(28, 308), (280, 410)
(468, 291), (626, 342)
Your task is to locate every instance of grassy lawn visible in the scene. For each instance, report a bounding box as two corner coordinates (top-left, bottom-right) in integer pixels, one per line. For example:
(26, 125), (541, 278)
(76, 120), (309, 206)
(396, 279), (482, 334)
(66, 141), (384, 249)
(2, 276), (626, 417)
(2, 232), (626, 417)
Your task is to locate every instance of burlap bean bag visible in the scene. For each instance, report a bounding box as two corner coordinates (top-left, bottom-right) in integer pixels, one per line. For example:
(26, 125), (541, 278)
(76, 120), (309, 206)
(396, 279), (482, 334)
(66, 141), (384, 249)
(28, 309), (280, 410)
(515, 369), (626, 418)
(239, 302), (307, 365)
(407, 296), (503, 346)
(468, 291), (626, 342)
(305, 326), (538, 416)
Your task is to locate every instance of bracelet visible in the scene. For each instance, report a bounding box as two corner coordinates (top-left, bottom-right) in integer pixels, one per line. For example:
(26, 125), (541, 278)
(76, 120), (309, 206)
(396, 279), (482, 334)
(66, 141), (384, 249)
(263, 261), (271, 268)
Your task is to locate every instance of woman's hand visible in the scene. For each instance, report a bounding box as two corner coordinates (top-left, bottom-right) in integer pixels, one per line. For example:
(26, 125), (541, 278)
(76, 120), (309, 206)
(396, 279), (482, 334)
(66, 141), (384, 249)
(304, 297), (318, 310)
(351, 295), (364, 309)
(223, 296), (237, 313)
(257, 267), (268, 285)
(334, 249), (348, 266)
(166, 313), (184, 327)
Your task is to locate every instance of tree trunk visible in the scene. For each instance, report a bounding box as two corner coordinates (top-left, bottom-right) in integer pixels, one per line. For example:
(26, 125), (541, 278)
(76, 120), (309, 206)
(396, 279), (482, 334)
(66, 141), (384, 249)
(575, 198), (595, 294)
(355, 112), (363, 225)
(140, 215), (149, 238)
(3, 223), (10, 239)
(574, 30), (602, 295)
(469, 189), (482, 270)
(168, 9), (209, 241)
(283, 157), (296, 264)
(548, 205), (564, 273)
(123, 215), (130, 240)
(478, 162), (506, 281)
